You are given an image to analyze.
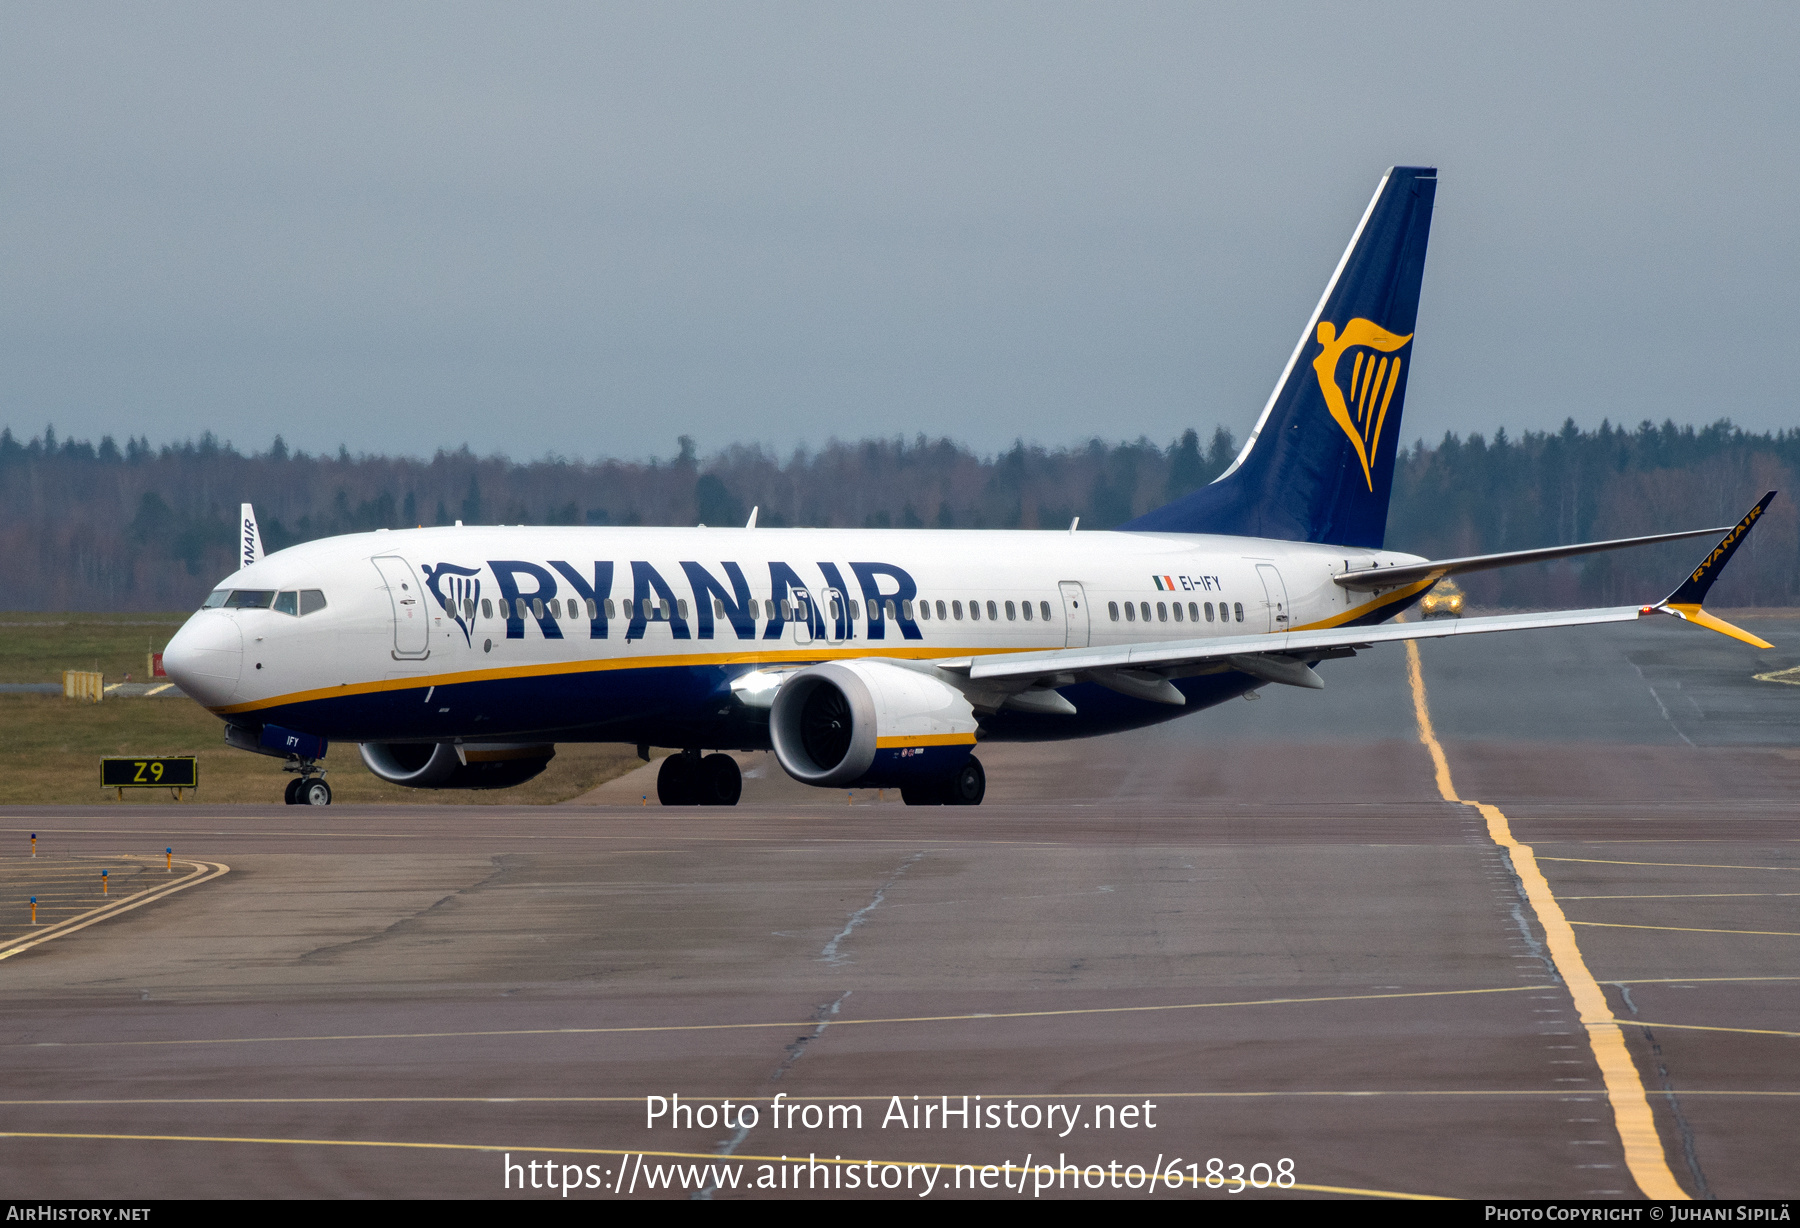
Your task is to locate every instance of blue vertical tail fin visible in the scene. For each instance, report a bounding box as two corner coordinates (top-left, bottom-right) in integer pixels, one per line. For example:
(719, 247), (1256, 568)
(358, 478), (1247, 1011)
(1125, 166), (1437, 548)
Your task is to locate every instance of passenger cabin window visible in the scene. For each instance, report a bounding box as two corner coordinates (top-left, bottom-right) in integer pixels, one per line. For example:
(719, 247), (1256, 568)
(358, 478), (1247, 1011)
(952, 600), (963, 620)
(677, 599), (689, 619)
(969, 600), (980, 621)
(604, 599), (617, 619)
(986, 600), (998, 621)
(1204, 601), (1214, 622)
(1040, 600), (1052, 621)
(1234, 602), (1244, 622)
(917, 600), (930, 621)
(1020, 600), (1031, 621)
(1140, 601), (1151, 622)
(273, 591), (298, 616)
(936, 600), (948, 620)
(901, 599), (914, 621)
(1005, 601), (1016, 620)
(586, 598), (597, 619)
(1188, 602), (1198, 622)
(1108, 601), (1120, 621)
(1124, 602), (1135, 622)
(1172, 602), (1183, 623)
(481, 598), (494, 620)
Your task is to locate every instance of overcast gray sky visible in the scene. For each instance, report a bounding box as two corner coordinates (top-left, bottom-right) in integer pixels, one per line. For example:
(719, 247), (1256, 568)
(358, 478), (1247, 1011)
(3, 3), (1796, 462)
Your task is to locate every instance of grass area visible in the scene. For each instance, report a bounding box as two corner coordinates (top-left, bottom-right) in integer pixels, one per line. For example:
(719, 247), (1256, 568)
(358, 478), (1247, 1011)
(0, 613), (189, 684)
(0, 614), (645, 804)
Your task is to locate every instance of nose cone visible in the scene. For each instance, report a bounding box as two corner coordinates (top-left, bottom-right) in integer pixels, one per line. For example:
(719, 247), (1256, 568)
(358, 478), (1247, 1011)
(163, 613), (243, 706)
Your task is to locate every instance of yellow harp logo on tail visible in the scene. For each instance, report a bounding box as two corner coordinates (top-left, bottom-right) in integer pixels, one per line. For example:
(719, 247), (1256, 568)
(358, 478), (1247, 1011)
(1311, 318), (1413, 490)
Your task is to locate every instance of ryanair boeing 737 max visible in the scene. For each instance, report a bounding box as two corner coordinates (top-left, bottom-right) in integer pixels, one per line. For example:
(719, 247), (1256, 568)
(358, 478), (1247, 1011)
(161, 167), (1776, 806)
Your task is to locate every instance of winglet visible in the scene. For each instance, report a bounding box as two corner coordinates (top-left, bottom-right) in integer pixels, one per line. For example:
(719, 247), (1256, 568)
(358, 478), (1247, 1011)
(1645, 491), (1777, 648)
(240, 503), (264, 571)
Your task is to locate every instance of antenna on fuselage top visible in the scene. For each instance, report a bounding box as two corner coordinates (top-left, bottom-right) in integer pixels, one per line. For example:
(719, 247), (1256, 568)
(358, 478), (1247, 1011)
(746, 506), (759, 529)
(1069, 516), (1079, 535)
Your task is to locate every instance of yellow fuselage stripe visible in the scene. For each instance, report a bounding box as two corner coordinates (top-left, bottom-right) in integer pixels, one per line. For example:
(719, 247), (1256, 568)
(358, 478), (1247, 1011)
(873, 733), (977, 749)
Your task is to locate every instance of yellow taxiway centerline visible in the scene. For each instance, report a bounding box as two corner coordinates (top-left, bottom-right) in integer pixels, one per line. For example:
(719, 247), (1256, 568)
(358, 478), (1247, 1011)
(1405, 640), (1688, 1202)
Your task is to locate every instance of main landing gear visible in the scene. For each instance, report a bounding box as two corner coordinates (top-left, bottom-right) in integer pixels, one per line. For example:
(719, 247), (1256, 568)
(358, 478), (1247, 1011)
(656, 750), (742, 806)
(283, 763), (331, 806)
(901, 756), (985, 806)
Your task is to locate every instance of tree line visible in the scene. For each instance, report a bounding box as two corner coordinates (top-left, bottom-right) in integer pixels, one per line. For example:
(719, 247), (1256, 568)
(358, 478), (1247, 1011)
(0, 418), (1792, 612)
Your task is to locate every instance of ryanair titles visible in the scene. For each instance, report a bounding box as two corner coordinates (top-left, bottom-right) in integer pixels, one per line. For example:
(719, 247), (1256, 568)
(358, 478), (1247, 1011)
(420, 558), (922, 647)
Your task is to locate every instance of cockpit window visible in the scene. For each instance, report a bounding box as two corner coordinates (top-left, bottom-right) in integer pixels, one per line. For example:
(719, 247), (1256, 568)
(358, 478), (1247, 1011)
(206, 588), (329, 615)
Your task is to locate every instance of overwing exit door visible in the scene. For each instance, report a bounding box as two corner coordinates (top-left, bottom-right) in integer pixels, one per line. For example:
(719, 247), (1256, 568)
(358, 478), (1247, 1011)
(1059, 581), (1090, 647)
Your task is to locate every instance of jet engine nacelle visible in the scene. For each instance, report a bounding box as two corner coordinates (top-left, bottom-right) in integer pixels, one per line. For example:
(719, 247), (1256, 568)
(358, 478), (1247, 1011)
(769, 660), (978, 788)
(359, 741), (556, 790)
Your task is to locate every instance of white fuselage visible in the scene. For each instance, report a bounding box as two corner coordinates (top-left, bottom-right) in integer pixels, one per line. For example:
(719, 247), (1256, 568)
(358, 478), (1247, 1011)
(162, 524), (1427, 748)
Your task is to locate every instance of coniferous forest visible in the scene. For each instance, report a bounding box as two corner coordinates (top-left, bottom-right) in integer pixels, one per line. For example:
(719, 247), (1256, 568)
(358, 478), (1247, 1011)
(1, 419), (1794, 612)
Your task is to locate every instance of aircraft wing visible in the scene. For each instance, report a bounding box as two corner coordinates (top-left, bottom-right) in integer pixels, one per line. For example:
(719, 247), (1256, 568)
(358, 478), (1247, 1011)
(958, 604), (1646, 695)
(956, 493), (1777, 700)
(1334, 525), (1732, 591)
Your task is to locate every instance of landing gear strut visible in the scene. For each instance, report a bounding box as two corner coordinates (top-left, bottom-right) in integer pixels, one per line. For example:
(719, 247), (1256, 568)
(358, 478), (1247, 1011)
(656, 751), (742, 806)
(284, 761), (331, 806)
(901, 755), (985, 806)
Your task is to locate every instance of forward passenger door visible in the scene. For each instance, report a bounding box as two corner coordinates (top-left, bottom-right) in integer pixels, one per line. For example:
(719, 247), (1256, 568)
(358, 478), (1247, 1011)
(372, 556), (431, 659)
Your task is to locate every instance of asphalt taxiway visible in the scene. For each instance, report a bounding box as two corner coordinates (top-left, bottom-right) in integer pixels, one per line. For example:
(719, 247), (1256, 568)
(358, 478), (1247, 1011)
(1, 616), (1796, 1199)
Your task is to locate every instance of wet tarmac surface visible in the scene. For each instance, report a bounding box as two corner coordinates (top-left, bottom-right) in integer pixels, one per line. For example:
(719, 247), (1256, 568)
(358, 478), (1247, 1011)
(1, 617), (1796, 1199)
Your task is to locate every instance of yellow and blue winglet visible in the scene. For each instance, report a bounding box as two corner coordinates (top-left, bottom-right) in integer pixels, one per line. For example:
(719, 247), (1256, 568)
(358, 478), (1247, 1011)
(1643, 491), (1778, 648)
